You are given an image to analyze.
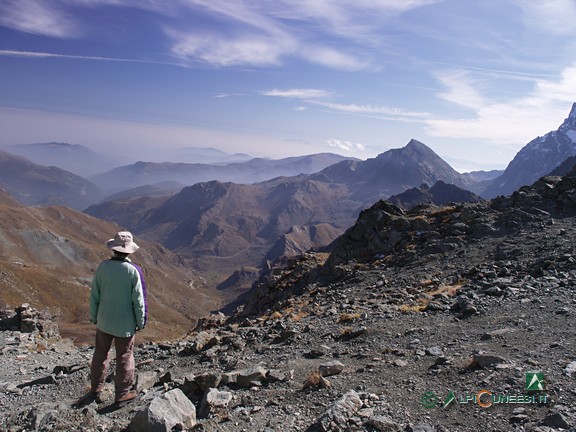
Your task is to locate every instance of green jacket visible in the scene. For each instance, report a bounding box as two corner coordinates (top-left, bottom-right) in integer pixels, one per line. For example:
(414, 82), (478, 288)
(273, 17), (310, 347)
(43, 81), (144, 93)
(90, 257), (146, 338)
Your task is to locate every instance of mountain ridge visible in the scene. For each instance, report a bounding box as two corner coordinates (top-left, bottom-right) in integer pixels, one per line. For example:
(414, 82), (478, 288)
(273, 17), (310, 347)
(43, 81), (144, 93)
(481, 102), (576, 198)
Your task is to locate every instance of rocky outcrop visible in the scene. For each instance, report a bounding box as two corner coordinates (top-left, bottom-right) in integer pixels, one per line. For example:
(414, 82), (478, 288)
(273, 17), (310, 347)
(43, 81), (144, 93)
(0, 304), (59, 338)
(387, 180), (483, 210)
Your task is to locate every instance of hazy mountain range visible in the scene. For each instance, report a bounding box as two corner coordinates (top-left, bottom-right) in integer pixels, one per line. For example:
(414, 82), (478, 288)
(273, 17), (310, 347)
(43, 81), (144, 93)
(88, 153), (356, 193)
(3, 142), (125, 177)
(2, 143), (253, 176)
(0, 150), (105, 210)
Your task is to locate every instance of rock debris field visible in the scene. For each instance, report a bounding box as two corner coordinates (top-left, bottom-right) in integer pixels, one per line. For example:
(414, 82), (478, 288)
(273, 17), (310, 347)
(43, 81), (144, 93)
(2, 171), (576, 431)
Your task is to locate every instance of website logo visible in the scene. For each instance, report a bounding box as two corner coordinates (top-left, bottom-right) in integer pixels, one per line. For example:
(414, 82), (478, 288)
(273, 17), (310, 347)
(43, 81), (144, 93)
(526, 372), (545, 391)
(421, 372), (549, 410)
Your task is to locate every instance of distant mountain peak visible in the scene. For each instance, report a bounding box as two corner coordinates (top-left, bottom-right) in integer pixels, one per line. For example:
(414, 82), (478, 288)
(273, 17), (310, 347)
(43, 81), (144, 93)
(403, 139), (439, 156)
(405, 138), (428, 149)
(560, 102), (576, 132)
(569, 102), (576, 119)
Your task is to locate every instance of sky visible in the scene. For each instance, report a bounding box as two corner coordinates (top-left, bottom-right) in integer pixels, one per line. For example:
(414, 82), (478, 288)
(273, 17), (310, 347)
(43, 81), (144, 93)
(1, 0), (576, 172)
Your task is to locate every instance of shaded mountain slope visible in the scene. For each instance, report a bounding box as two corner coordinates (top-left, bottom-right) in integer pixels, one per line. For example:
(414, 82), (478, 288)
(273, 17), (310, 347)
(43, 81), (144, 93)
(95, 181), (184, 204)
(239, 159), (576, 325)
(136, 179), (354, 262)
(550, 155), (576, 176)
(0, 150), (105, 210)
(264, 223), (343, 262)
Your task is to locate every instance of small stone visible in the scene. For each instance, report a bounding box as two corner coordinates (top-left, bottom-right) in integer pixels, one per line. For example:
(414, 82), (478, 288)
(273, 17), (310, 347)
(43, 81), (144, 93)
(319, 361), (345, 377)
(542, 412), (570, 429)
(410, 424), (434, 432)
(137, 371), (159, 392)
(425, 346), (442, 356)
(366, 415), (403, 431)
(483, 287), (503, 296)
(510, 414), (528, 423)
(198, 388), (233, 418)
(130, 389), (196, 432)
(194, 372), (222, 391)
(233, 366), (267, 388)
(305, 349), (325, 358)
(473, 353), (507, 369)
(266, 369), (286, 383)
(564, 361), (576, 376)
(316, 390), (362, 432)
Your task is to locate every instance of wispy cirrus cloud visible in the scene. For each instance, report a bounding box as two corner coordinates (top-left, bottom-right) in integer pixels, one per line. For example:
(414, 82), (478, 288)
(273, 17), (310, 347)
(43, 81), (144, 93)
(0, 0), (173, 39)
(0, 49), (171, 65)
(0, 0), (440, 70)
(512, 0), (576, 35)
(214, 92), (245, 98)
(263, 87), (429, 121)
(168, 30), (294, 67)
(164, 0), (438, 70)
(425, 64), (576, 145)
(0, 0), (79, 38)
(311, 101), (431, 119)
(433, 70), (487, 110)
(299, 45), (370, 71)
(263, 89), (333, 99)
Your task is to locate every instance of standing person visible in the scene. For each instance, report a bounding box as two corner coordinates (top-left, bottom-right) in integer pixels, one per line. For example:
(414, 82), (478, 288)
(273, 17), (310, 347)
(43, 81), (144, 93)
(84, 231), (147, 406)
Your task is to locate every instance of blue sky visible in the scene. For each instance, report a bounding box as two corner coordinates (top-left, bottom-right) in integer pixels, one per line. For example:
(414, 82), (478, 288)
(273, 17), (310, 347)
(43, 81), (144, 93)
(1, 0), (575, 171)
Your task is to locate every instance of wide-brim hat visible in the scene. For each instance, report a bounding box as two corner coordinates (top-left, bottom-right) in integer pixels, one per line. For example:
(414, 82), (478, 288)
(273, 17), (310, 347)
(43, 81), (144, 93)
(107, 231), (139, 254)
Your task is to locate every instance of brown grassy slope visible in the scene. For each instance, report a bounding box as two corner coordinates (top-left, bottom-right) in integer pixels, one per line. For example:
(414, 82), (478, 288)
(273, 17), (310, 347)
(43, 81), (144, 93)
(0, 201), (222, 345)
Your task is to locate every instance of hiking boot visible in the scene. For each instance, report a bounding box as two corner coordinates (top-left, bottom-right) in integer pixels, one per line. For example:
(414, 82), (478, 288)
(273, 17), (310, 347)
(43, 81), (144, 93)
(115, 390), (138, 406)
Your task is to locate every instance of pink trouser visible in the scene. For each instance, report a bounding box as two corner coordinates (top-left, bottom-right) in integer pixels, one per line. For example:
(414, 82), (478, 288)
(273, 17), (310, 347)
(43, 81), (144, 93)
(90, 329), (135, 399)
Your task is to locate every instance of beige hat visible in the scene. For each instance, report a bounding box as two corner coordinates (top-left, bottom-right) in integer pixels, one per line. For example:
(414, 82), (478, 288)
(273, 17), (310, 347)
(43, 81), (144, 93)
(107, 231), (139, 254)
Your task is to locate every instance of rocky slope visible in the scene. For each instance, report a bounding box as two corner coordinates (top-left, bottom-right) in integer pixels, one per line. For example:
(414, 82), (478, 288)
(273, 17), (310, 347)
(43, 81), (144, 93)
(0, 195), (221, 345)
(2, 167), (576, 431)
